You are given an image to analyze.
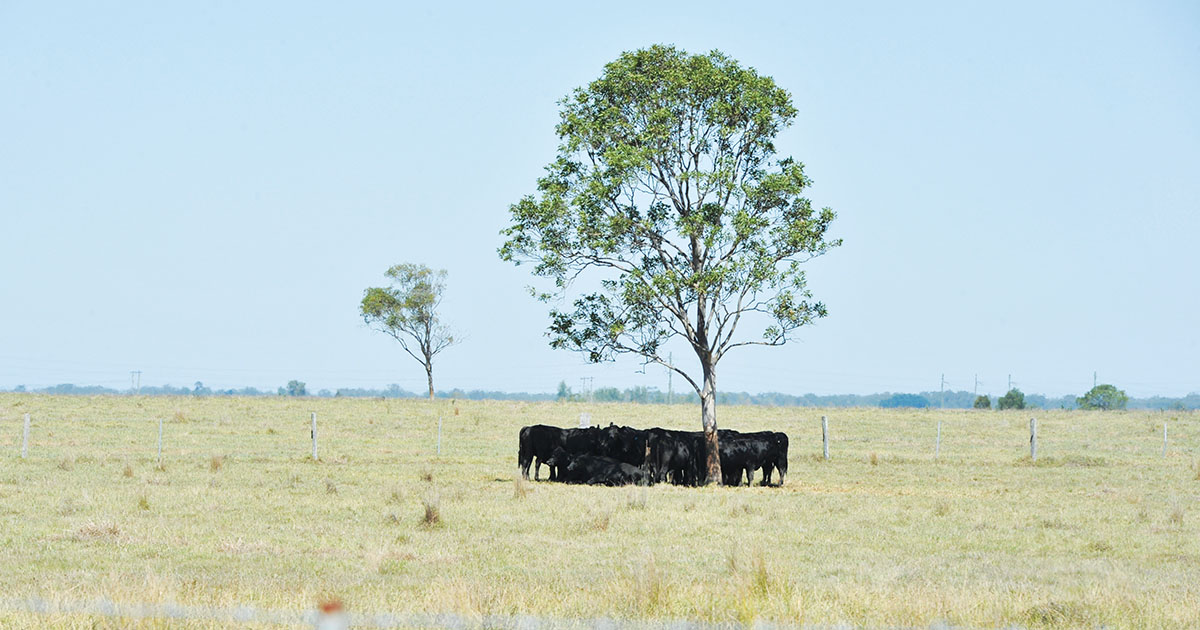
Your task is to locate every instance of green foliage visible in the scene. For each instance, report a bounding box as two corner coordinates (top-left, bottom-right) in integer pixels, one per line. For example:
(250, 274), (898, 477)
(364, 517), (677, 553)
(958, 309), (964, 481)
(360, 264), (453, 352)
(499, 45), (839, 393)
(1077, 384), (1129, 411)
(998, 388), (1026, 410)
(279, 380), (307, 397)
(974, 395), (991, 409)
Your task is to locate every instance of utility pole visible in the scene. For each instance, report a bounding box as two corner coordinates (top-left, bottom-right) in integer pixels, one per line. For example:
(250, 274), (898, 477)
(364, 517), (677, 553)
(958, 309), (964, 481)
(130, 370), (142, 394)
(974, 374), (979, 397)
(940, 373), (945, 409)
(579, 377), (594, 404)
(1093, 371), (1097, 388)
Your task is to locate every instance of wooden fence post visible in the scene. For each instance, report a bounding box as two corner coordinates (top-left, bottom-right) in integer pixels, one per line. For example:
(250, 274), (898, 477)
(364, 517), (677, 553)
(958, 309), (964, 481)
(311, 412), (318, 461)
(821, 415), (829, 460)
(1029, 417), (1038, 461)
(21, 413), (30, 459)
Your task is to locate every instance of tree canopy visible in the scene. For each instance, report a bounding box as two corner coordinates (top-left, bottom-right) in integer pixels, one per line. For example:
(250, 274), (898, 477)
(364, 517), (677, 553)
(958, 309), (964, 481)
(1077, 384), (1128, 411)
(998, 388), (1026, 410)
(500, 45), (839, 483)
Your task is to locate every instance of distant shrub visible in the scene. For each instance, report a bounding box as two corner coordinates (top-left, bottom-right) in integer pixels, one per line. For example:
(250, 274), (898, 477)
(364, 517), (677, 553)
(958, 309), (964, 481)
(974, 395), (991, 409)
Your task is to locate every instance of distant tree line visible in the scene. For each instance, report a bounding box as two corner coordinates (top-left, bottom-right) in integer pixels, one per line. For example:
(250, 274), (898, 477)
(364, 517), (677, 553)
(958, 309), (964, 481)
(4, 382), (1197, 410)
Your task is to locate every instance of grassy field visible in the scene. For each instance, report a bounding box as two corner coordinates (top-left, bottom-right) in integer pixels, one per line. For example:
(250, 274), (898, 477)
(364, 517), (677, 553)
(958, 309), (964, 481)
(0, 394), (1197, 629)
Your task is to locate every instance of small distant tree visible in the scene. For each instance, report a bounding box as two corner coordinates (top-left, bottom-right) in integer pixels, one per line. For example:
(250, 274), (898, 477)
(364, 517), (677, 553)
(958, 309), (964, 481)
(1077, 384), (1128, 411)
(279, 380), (307, 396)
(974, 395), (991, 409)
(361, 264), (459, 401)
(997, 388), (1025, 410)
(556, 380), (574, 402)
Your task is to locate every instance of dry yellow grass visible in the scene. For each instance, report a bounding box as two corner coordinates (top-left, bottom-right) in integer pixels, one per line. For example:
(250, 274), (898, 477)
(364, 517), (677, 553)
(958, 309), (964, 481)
(0, 394), (1197, 629)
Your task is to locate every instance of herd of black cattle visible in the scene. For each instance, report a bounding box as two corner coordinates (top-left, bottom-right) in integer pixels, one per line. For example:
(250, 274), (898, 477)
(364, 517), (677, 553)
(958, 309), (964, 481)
(518, 424), (789, 486)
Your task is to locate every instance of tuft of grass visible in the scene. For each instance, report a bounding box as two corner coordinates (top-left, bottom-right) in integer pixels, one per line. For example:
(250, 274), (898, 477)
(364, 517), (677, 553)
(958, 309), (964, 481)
(209, 455), (224, 472)
(1193, 460), (1200, 481)
(1022, 601), (1097, 628)
(122, 463), (134, 478)
(1085, 540), (1112, 553)
(934, 502), (951, 517)
(1018, 455), (1107, 468)
(57, 457), (74, 471)
(1169, 505), (1185, 527)
(325, 479), (338, 495)
(588, 509), (613, 531)
(420, 495), (442, 528)
(136, 492), (150, 511)
(387, 486), (404, 504)
(172, 410), (188, 423)
(73, 520), (121, 542)
(512, 475), (531, 499)
(154, 461), (166, 472)
(749, 552), (770, 598)
(420, 470), (433, 483)
(266, 427), (277, 435)
(622, 487), (647, 510)
(869, 452), (879, 466)
(730, 501), (755, 517)
(378, 554), (407, 576)
(629, 556), (670, 616)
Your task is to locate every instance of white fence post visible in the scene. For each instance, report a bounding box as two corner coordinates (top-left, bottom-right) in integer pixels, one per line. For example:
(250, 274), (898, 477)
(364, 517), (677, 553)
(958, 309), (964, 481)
(311, 412), (318, 461)
(21, 413), (30, 459)
(1030, 417), (1038, 461)
(579, 412), (591, 428)
(821, 415), (829, 460)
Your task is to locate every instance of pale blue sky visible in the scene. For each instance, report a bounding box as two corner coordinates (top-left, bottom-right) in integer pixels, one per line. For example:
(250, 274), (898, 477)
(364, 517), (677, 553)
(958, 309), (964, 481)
(2, 1), (1197, 398)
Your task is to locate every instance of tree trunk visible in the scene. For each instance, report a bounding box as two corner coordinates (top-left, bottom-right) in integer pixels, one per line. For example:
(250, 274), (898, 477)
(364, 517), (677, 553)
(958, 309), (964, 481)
(700, 362), (721, 485)
(426, 362), (435, 401)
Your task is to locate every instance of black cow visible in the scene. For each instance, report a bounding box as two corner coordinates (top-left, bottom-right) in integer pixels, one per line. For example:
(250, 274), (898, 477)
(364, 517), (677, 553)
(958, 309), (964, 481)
(717, 430), (789, 486)
(517, 425), (602, 480)
(598, 424), (650, 467)
(646, 428), (705, 486)
(546, 447), (649, 486)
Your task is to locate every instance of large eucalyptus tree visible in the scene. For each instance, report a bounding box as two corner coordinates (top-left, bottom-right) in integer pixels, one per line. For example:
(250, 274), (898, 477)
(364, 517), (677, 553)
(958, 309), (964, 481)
(500, 45), (839, 483)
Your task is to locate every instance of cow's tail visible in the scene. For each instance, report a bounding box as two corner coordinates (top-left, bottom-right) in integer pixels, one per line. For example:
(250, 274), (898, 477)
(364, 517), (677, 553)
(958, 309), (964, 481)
(518, 426), (533, 480)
